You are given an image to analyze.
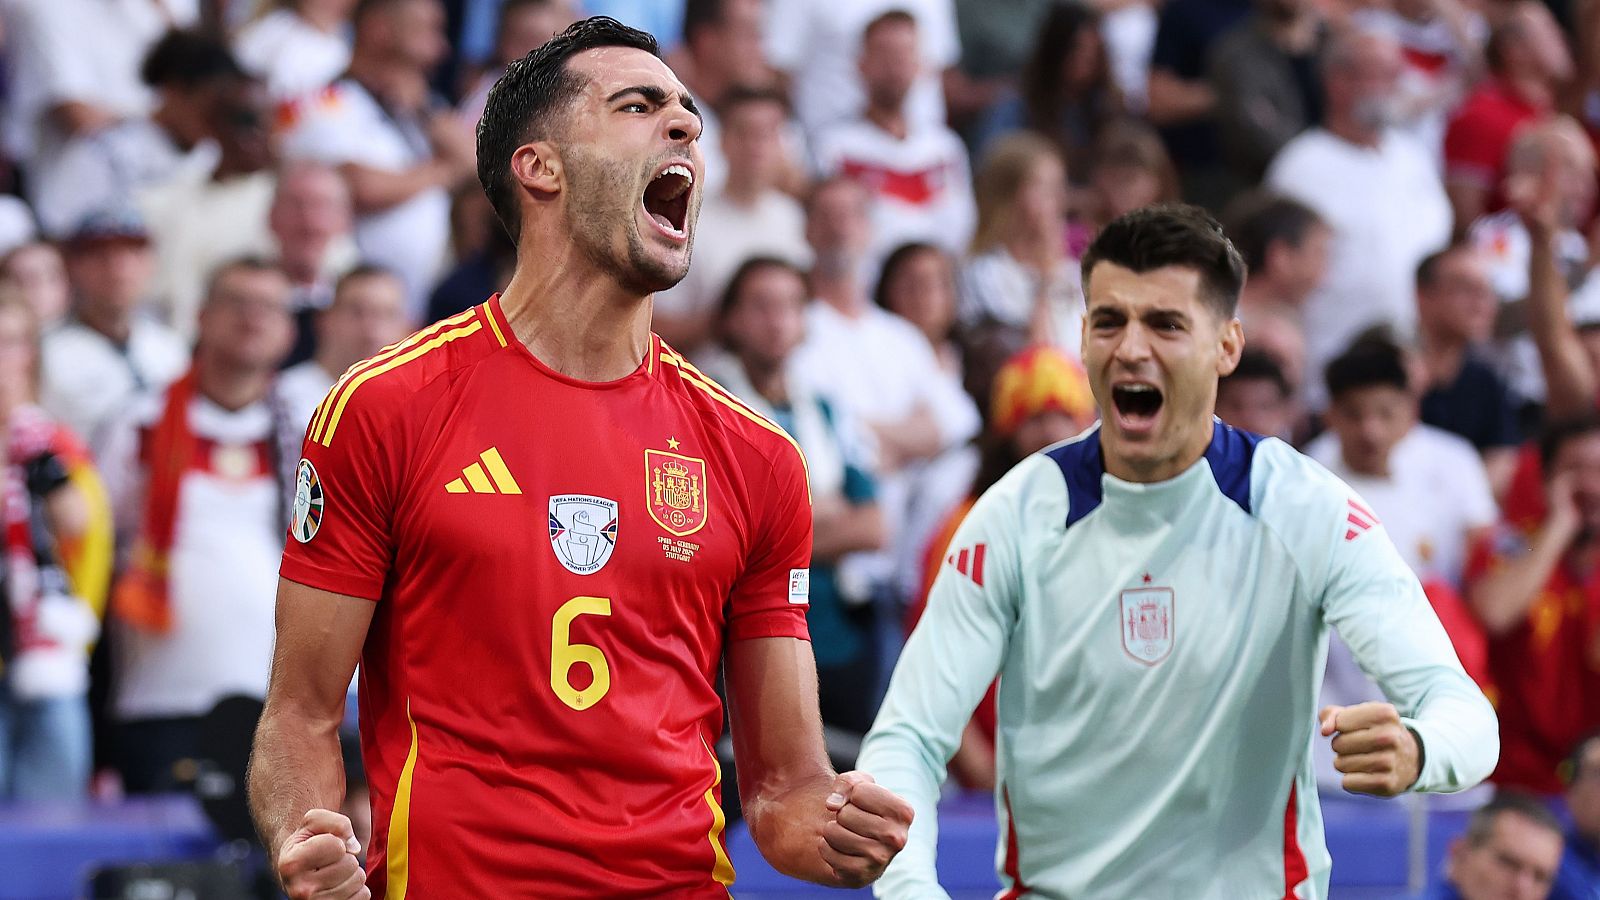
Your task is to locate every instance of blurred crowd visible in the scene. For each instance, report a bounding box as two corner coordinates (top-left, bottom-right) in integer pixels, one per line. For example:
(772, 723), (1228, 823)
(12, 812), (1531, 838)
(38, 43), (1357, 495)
(2, 0), (1600, 893)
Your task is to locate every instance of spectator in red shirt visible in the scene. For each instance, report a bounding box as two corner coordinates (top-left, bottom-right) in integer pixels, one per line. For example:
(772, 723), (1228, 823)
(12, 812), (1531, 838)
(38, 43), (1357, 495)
(1465, 416), (1600, 795)
(1443, 0), (1572, 230)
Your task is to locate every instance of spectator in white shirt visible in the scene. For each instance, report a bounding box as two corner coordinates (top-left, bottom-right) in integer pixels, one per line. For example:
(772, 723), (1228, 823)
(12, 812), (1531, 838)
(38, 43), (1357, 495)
(233, 0), (357, 101)
(959, 132), (1082, 356)
(1, 243), (72, 329)
(814, 10), (975, 268)
(655, 87), (810, 355)
(1222, 190), (1329, 402)
(33, 30), (236, 240)
(670, 0), (783, 194)
(40, 208), (189, 458)
(269, 161), (360, 366)
(101, 257), (297, 793)
(279, 265), (410, 428)
(280, 0), (478, 319)
(1266, 26), (1453, 411)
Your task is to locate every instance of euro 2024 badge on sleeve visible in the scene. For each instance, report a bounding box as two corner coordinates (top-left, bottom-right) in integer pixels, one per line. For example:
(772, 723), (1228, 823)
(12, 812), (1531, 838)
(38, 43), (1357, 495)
(646, 448), (708, 537)
(291, 459), (324, 543)
(548, 495), (619, 575)
(1120, 581), (1174, 666)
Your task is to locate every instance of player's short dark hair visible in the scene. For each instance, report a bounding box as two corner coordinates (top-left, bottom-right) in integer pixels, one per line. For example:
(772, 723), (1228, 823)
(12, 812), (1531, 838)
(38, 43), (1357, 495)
(874, 242), (946, 311)
(477, 16), (661, 241)
(1325, 336), (1409, 401)
(1221, 349), (1290, 399)
(140, 29), (244, 89)
(1415, 240), (1475, 291)
(1222, 191), (1323, 274)
(1461, 792), (1563, 846)
(1080, 203), (1246, 320)
(1539, 414), (1600, 471)
(718, 84), (790, 119)
(718, 255), (807, 319)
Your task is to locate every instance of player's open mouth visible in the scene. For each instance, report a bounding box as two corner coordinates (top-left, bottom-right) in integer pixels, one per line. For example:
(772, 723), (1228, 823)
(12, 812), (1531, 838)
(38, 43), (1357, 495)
(642, 163), (693, 240)
(1111, 382), (1163, 434)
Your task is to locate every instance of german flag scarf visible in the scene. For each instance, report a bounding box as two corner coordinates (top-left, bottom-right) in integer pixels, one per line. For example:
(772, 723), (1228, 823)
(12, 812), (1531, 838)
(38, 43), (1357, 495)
(111, 371), (200, 633)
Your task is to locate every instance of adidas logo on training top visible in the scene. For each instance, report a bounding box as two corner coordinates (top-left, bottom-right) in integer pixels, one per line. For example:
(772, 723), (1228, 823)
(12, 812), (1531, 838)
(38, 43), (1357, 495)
(1344, 498), (1380, 541)
(445, 447), (523, 495)
(946, 543), (986, 586)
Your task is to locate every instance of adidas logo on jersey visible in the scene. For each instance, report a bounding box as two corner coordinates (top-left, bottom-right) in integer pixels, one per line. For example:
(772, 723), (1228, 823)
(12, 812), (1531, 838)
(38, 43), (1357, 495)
(946, 543), (986, 586)
(1345, 498), (1380, 541)
(445, 447), (523, 495)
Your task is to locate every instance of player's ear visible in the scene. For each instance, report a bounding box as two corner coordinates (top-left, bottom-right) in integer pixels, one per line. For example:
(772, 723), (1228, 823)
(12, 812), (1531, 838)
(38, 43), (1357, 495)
(1216, 315), (1244, 378)
(512, 141), (562, 196)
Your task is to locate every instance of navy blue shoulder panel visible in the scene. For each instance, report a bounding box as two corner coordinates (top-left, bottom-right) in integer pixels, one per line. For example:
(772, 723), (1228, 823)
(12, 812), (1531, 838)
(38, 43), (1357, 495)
(1204, 420), (1265, 515)
(1043, 428), (1104, 529)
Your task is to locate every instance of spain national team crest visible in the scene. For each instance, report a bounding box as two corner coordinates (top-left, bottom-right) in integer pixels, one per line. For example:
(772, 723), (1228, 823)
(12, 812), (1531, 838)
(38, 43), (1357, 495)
(1120, 586), (1174, 666)
(290, 459), (323, 544)
(548, 494), (619, 575)
(646, 449), (708, 537)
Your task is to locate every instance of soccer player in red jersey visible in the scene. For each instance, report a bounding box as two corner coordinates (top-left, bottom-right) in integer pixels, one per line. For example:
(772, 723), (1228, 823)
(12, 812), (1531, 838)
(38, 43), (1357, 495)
(246, 17), (913, 899)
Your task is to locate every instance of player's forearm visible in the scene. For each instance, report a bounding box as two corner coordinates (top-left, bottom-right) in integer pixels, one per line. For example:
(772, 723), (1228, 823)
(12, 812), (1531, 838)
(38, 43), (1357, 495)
(247, 702), (348, 860)
(856, 727), (951, 899)
(743, 771), (845, 884)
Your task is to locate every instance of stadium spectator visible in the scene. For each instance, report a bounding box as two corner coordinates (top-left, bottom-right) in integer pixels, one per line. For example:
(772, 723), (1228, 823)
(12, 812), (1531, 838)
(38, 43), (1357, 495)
(792, 175), (980, 606)
(33, 30), (238, 240)
(763, 0), (961, 137)
(1144, 0), (1252, 206)
(280, 0), (475, 319)
(1223, 190), (1328, 331)
(458, 0), (580, 124)
(669, 0), (777, 193)
(2, 0), (200, 213)
(1349, 0), (1482, 162)
(0, 295), (110, 802)
(40, 208), (188, 459)
(1444, 0), (1572, 230)
(1436, 793), (1565, 900)
(426, 202), (517, 322)
(1412, 242), (1523, 495)
(142, 74), (279, 342)
(102, 257), (296, 793)
(234, 0), (357, 101)
(279, 266), (410, 429)
(268, 161), (360, 367)
(1555, 732), (1600, 897)
(1206, 0), (1327, 186)
(1267, 26), (1452, 410)
(1466, 416), (1600, 794)
(703, 257), (886, 735)
(0, 243), (71, 328)
(654, 87), (810, 354)
(877, 243), (963, 377)
(973, 2), (1121, 176)
(1083, 119), (1181, 240)
(946, 0), (1051, 130)
(814, 11), (975, 266)
(959, 133), (1081, 355)
(1215, 348), (1296, 439)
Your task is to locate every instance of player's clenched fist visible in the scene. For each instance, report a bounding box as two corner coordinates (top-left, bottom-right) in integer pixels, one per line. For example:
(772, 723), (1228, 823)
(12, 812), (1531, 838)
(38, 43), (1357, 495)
(1320, 702), (1422, 797)
(275, 808), (369, 900)
(818, 770), (915, 887)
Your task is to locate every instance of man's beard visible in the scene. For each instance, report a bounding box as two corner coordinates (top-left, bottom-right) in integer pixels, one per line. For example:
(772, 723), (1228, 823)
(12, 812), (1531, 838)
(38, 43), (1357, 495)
(562, 145), (693, 295)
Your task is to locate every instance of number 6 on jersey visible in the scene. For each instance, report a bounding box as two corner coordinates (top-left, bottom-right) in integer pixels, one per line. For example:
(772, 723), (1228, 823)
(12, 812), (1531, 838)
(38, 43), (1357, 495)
(551, 595), (612, 709)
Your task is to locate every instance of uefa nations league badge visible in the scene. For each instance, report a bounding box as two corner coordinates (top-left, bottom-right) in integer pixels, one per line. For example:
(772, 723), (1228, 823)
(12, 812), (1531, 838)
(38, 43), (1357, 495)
(548, 495), (619, 575)
(291, 458), (324, 543)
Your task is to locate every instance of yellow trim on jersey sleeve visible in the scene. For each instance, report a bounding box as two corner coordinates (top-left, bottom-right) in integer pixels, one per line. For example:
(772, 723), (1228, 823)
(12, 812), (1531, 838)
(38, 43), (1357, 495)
(701, 737), (736, 889)
(318, 320), (484, 447)
(658, 351), (812, 500)
(387, 700), (420, 899)
(310, 309), (479, 444)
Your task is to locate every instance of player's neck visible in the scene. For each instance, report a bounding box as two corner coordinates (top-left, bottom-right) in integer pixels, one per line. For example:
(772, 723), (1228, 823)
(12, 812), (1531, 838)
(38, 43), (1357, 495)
(497, 268), (653, 383)
(1101, 420), (1213, 484)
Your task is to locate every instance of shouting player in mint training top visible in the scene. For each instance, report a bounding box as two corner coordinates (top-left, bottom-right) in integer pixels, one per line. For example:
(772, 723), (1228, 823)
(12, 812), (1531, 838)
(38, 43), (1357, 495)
(858, 205), (1497, 899)
(247, 17), (912, 899)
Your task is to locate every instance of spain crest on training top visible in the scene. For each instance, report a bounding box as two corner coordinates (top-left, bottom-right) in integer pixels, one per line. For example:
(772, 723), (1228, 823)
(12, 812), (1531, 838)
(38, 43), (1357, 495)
(1119, 586), (1174, 666)
(645, 449), (708, 537)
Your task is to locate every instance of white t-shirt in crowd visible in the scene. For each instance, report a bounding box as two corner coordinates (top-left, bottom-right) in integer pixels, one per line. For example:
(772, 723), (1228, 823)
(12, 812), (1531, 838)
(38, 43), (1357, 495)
(1351, 8), (1482, 169)
(233, 9), (352, 101)
(278, 358), (337, 435)
(39, 316), (190, 458)
(33, 121), (218, 239)
(1266, 128), (1452, 409)
(656, 188), (811, 320)
(280, 79), (450, 320)
(959, 248), (1084, 358)
(100, 392), (288, 720)
(814, 119), (975, 267)
(763, 0), (960, 138)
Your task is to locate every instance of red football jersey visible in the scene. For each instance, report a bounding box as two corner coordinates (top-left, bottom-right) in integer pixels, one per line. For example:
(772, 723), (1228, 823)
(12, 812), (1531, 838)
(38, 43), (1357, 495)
(1465, 523), (1600, 794)
(279, 297), (813, 897)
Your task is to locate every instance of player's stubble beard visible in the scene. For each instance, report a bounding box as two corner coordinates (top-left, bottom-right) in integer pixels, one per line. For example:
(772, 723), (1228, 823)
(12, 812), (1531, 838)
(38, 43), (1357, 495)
(562, 143), (698, 297)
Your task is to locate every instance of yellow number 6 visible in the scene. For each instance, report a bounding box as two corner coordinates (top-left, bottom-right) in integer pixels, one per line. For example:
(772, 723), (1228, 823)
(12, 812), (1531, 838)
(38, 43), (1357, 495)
(551, 596), (611, 710)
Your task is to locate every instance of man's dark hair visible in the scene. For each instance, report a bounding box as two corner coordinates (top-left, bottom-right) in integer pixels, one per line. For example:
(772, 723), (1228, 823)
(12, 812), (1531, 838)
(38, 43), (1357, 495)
(1222, 191), (1323, 274)
(140, 29), (244, 89)
(1415, 240), (1474, 291)
(718, 255), (807, 318)
(1325, 336), (1409, 401)
(1221, 349), (1290, 399)
(1539, 414), (1600, 470)
(477, 16), (661, 240)
(718, 84), (790, 119)
(203, 255), (284, 306)
(1460, 792), (1564, 847)
(863, 8), (918, 41)
(874, 242), (944, 310)
(1080, 204), (1246, 319)
(682, 0), (732, 46)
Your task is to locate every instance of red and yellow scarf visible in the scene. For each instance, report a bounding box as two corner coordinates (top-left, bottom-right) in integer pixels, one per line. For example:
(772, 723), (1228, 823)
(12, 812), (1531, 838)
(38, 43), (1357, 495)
(112, 371), (200, 634)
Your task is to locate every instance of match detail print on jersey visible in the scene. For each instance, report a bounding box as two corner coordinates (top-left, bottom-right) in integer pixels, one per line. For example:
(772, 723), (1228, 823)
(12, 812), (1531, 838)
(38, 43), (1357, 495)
(548, 495), (620, 575)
